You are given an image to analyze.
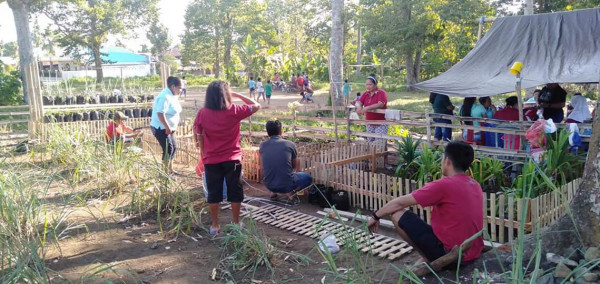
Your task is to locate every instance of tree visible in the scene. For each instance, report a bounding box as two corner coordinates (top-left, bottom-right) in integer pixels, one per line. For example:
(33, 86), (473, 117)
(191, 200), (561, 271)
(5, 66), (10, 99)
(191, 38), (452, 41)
(44, 0), (158, 83)
(4, 0), (42, 103)
(329, 0), (344, 106)
(147, 20), (171, 61)
(2, 42), (18, 58)
(139, 44), (150, 54)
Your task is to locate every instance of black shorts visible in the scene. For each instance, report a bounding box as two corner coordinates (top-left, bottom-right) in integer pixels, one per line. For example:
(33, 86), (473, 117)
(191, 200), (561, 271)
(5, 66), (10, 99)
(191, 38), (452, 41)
(398, 210), (447, 262)
(204, 161), (244, 203)
(151, 126), (176, 161)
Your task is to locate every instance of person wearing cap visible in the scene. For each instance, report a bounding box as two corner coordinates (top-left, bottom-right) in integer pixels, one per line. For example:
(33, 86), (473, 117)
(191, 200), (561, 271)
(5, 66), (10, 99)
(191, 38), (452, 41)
(105, 111), (142, 144)
(356, 73), (388, 151)
(150, 76), (183, 173)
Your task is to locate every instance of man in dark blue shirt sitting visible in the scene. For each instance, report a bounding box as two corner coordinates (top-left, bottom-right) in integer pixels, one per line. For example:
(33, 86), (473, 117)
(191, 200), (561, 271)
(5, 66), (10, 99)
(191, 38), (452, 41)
(259, 120), (313, 205)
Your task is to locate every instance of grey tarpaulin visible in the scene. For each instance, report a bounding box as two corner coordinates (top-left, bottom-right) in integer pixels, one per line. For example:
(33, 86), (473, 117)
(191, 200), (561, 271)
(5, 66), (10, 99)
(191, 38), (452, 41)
(414, 8), (600, 97)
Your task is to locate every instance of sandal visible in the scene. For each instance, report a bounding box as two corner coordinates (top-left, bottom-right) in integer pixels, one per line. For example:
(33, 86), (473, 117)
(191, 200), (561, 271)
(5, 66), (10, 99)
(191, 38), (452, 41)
(285, 196), (300, 205)
(209, 226), (220, 236)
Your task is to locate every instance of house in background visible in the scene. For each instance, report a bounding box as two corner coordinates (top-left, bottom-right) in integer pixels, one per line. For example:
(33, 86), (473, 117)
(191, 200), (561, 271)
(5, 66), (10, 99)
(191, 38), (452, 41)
(38, 46), (153, 80)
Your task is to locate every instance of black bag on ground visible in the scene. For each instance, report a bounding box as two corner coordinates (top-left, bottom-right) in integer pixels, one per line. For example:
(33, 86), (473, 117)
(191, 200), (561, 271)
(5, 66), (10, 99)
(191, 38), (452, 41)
(309, 184), (333, 208)
(331, 190), (350, 211)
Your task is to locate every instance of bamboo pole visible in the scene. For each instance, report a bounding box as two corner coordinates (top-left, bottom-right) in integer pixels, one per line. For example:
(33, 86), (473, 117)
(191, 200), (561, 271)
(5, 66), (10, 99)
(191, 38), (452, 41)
(516, 73), (525, 150)
(346, 106), (352, 142)
(425, 108), (432, 147)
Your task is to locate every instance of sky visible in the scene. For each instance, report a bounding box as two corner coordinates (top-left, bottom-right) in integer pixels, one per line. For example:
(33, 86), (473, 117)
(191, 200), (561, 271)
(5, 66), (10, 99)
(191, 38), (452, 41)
(0, 0), (193, 53)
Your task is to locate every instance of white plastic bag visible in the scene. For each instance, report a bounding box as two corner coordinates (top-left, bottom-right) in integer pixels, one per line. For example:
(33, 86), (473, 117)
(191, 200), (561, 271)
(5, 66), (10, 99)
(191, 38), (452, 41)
(318, 230), (340, 254)
(544, 119), (557, 133)
(349, 112), (359, 120)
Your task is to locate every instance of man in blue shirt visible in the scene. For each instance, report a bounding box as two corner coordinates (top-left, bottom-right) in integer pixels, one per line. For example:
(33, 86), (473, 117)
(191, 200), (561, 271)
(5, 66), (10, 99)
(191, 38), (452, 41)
(259, 120), (312, 205)
(248, 77), (256, 100)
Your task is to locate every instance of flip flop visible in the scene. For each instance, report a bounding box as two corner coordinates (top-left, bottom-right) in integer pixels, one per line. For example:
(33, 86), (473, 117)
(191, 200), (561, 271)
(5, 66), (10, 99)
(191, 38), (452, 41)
(209, 226), (220, 236)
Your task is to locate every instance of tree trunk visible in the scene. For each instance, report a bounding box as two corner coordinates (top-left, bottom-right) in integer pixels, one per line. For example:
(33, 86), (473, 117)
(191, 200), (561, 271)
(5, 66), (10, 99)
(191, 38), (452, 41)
(8, 0), (35, 104)
(214, 27), (220, 78)
(404, 49), (418, 91)
(92, 44), (104, 83)
(329, 0), (344, 106)
(223, 13), (233, 79)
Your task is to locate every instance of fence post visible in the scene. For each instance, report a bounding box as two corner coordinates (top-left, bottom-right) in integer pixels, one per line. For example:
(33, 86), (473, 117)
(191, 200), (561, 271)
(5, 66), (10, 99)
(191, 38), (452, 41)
(249, 116), (253, 137)
(292, 109), (297, 138)
(425, 109), (432, 147)
(346, 106), (351, 142)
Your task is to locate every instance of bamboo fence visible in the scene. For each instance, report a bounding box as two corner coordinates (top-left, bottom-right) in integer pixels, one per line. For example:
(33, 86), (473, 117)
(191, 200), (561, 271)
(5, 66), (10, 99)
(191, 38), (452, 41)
(39, 117), (152, 142)
(310, 163), (581, 243)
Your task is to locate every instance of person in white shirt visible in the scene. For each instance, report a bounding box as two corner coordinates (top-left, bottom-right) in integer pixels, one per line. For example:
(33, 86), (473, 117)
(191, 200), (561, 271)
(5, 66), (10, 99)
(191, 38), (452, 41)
(180, 76), (188, 98)
(257, 77), (266, 102)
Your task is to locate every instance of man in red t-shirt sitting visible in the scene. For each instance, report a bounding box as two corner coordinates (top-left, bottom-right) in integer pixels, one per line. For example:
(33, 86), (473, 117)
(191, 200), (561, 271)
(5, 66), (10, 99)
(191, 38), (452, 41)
(105, 111), (142, 144)
(367, 141), (484, 263)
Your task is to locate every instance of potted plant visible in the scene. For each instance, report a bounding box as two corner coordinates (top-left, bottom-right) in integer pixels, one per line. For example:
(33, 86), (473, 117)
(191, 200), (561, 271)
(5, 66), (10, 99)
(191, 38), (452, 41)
(54, 113), (64, 122)
(132, 108), (140, 118)
(73, 112), (83, 121)
(147, 108), (152, 117)
(43, 96), (54, 105)
(108, 95), (117, 103)
(89, 110), (99, 121)
(140, 95), (147, 102)
(64, 112), (73, 122)
(99, 94), (107, 104)
(124, 109), (133, 118)
(140, 109), (148, 117)
(43, 114), (53, 123)
(54, 96), (64, 105)
(82, 111), (89, 121)
(117, 96), (124, 103)
(127, 95), (136, 103)
(76, 95), (86, 104)
(147, 95), (154, 101)
(65, 96), (74, 105)
(106, 110), (114, 120)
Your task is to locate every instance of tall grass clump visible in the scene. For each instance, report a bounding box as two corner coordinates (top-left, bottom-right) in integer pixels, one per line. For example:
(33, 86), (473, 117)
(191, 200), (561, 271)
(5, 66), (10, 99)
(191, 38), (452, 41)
(217, 219), (310, 280)
(0, 158), (73, 282)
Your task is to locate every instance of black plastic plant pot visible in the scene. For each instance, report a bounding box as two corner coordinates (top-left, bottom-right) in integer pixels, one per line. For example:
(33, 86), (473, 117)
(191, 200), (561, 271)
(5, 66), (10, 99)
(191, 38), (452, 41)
(128, 96), (136, 103)
(54, 97), (63, 105)
(54, 113), (63, 122)
(89, 110), (99, 121)
(140, 95), (147, 102)
(147, 95), (154, 101)
(64, 114), (73, 122)
(43, 96), (54, 105)
(89, 97), (98, 104)
(140, 109), (148, 117)
(43, 115), (52, 123)
(65, 97), (74, 105)
(82, 112), (89, 121)
(99, 95), (107, 104)
(132, 108), (140, 118)
(117, 96), (124, 103)
(147, 108), (152, 117)
(107, 111), (114, 120)
(73, 113), (83, 121)
(76, 95), (86, 104)
(124, 109), (133, 118)
(108, 96), (117, 103)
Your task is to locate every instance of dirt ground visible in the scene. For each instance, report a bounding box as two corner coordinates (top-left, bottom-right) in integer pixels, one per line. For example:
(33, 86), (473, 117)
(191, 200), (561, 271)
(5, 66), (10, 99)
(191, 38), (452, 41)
(41, 88), (486, 283)
(44, 165), (431, 283)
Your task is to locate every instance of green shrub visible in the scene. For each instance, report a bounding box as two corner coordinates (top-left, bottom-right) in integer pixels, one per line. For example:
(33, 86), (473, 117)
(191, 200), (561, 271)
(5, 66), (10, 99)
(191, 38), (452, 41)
(0, 62), (23, 105)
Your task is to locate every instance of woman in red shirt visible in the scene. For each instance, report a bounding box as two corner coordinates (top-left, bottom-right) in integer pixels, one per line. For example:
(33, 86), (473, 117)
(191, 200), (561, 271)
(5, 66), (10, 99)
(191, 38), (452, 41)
(356, 74), (388, 150)
(193, 81), (261, 235)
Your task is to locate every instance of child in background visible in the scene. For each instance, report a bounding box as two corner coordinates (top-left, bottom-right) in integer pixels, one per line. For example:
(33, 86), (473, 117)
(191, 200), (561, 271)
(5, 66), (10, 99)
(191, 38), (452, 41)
(181, 76), (188, 98)
(257, 78), (265, 102)
(248, 77), (256, 99)
(342, 79), (352, 105)
(265, 80), (273, 105)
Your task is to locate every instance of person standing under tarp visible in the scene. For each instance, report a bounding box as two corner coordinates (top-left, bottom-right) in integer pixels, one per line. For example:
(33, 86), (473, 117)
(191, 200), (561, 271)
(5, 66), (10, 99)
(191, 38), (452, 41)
(493, 96), (521, 149)
(356, 74), (388, 152)
(565, 93), (592, 124)
(539, 83), (567, 123)
(430, 93), (455, 142)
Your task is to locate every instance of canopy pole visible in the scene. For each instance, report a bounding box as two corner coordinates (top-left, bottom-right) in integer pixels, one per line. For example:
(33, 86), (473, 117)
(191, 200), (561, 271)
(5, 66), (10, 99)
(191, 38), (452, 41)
(516, 73), (524, 150)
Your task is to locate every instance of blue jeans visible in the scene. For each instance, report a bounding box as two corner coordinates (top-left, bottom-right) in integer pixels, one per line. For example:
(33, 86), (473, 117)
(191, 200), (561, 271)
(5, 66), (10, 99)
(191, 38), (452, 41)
(433, 118), (452, 141)
(203, 175), (227, 200)
(269, 172), (313, 194)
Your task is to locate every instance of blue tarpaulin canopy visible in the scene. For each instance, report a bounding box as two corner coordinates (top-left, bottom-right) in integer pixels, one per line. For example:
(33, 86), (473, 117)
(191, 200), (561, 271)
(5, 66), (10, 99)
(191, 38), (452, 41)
(99, 46), (148, 64)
